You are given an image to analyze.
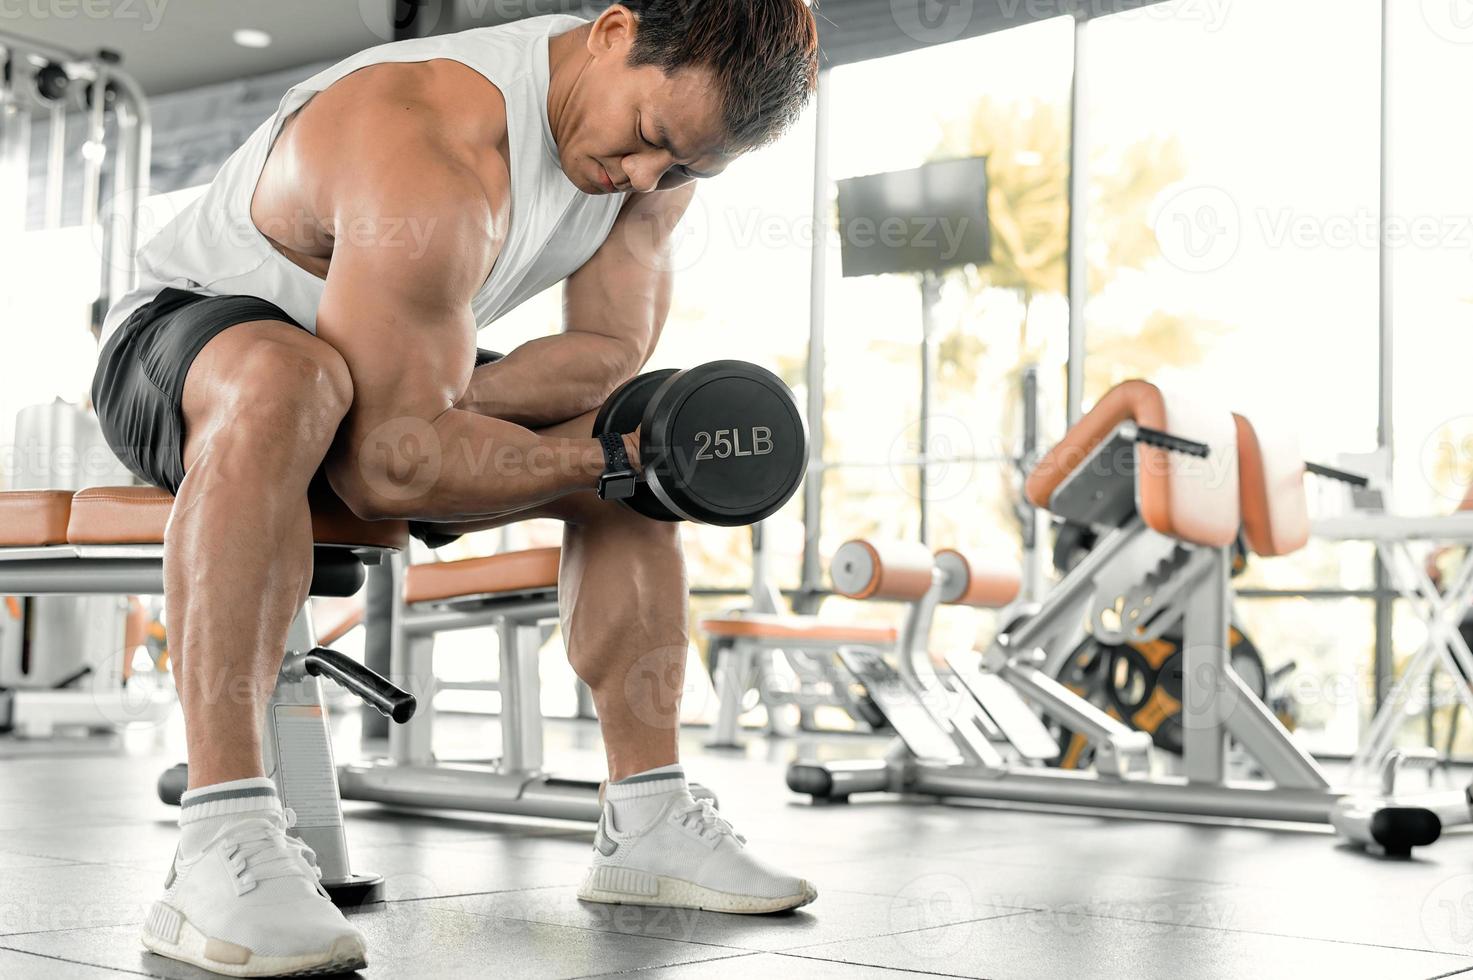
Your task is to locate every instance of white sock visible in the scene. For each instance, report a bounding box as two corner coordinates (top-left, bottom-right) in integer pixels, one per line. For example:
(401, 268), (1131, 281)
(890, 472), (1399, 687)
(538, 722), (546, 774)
(605, 764), (687, 833)
(178, 776), (282, 860)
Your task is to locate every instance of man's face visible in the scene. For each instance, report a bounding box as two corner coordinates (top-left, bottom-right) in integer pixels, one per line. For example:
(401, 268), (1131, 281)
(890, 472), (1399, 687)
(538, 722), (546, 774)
(562, 19), (734, 195)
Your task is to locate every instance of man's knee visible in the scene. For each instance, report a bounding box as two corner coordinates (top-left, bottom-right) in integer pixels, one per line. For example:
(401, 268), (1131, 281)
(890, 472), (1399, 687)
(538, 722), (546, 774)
(215, 339), (354, 447)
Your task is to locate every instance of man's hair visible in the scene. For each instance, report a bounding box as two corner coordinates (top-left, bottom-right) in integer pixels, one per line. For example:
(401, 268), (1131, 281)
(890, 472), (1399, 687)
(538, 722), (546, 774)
(620, 0), (820, 151)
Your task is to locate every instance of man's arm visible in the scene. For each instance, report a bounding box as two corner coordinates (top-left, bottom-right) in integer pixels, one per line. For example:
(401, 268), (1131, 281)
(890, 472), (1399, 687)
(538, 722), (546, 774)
(315, 152), (618, 522)
(457, 183), (696, 425)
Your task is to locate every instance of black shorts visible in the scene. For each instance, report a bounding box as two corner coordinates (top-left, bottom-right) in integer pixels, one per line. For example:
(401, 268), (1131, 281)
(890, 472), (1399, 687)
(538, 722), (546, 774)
(92, 288), (504, 547)
(92, 287), (304, 494)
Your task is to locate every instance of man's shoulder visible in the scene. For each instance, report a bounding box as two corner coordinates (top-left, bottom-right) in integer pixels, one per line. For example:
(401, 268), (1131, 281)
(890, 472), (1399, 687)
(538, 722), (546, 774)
(284, 63), (510, 223)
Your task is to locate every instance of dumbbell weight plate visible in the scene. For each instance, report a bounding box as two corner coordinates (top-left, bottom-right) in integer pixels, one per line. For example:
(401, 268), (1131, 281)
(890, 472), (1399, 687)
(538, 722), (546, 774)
(592, 369), (683, 522)
(641, 361), (808, 527)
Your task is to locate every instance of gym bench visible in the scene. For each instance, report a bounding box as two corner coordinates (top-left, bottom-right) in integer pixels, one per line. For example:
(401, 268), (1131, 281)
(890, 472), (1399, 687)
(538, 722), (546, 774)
(337, 547), (609, 820)
(0, 485), (415, 905)
(700, 550), (1020, 747)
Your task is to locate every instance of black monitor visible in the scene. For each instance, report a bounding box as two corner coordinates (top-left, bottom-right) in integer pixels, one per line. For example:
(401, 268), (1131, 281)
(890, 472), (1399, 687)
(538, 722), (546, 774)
(836, 157), (991, 278)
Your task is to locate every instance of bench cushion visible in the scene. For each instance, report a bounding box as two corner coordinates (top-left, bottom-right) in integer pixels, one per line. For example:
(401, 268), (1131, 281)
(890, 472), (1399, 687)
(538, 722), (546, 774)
(0, 490), (75, 547)
(404, 547), (561, 605)
(933, 549), (1021, 608)
(59, 486), (409, 550)
(830, 539), (935, 602)
(1234, 414), (1309, 558)
(700, 614), (897, 646)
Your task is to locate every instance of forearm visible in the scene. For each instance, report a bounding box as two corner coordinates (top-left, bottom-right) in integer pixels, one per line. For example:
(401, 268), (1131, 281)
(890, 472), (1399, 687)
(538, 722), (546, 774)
(457, 332), (639, 426)
(336, 405), (637, 523)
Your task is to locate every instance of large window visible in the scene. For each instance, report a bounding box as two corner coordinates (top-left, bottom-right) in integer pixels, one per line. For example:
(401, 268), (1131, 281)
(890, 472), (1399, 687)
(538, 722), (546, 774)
(820, 17), (1075, 596)
(1080, 0), (1382, 753)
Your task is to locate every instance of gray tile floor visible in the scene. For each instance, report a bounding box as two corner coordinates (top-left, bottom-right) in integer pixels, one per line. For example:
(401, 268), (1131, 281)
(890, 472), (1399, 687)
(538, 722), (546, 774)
(4, 718), (1473, 979)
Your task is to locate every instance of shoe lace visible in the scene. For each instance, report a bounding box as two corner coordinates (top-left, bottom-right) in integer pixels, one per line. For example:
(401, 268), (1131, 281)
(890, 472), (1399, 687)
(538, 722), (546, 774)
(211, 807), (326, 896)
(672, 798), (745, 845)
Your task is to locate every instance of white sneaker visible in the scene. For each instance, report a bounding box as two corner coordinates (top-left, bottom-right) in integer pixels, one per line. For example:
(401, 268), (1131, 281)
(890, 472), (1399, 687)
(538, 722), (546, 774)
(141, 808), (367, 977)
(578, 790), (817, 914)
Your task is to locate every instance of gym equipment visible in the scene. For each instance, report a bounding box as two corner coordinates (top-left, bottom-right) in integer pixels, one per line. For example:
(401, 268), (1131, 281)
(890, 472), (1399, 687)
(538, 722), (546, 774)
(0, 30), (148, 308)
(787, 382), (1455, 856)
(335, 546), (716, 819)
(1313, 511), (1473, 782)
(701, 540), (1020, 747)
(1, 402), (172, 738)
(594, 360), (808, 527)
(702, 614), (898, 746)
(1331, 748), (1444, 857)
(0, 485), (412, 907)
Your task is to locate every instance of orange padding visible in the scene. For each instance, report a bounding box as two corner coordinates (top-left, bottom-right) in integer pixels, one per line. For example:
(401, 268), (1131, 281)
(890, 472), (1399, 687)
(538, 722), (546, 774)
(0, 490), (74, 547)
(933, 549), (1021, 608)
(404, 547), (560, 605)
(1233, 414), (1309, 558)
(1025, 379), (1167, 513)
(56, 486), (409, 551)
(700, 614), (897, 646)
(830, 539), (935, 602)
(1025, 379), (1239, 548)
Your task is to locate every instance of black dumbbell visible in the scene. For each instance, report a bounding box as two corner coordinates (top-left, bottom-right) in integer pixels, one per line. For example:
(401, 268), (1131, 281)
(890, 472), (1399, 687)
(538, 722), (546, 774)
(593, 361), (808, 527)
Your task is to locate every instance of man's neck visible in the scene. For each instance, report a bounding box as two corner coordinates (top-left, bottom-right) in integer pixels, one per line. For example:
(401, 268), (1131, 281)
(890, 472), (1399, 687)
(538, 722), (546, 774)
(545, 24), (593, 150)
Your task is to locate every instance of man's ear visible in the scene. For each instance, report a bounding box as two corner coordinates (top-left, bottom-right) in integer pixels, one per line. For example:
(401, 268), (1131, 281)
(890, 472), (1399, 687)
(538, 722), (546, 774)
(587, 4), (638, 58)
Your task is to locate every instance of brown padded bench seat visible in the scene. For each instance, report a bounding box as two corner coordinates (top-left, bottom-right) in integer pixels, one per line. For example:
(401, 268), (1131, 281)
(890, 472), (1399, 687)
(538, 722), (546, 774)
(404, 546), (561, 605)
(0, 486), (409, 551)
(0, 490), (75, 547)
(65, 486), (409, 550)
(700, 614), (898, 646)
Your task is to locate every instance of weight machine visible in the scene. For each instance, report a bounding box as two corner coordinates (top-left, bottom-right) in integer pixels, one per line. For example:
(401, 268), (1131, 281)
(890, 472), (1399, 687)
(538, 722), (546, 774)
(788, 381), (1458, 857)
(0, 33), (155, 738)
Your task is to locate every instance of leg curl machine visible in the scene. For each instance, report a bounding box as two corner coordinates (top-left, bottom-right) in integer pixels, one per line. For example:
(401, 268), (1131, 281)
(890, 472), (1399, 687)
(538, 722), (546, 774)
(788, 381), (1455, 856)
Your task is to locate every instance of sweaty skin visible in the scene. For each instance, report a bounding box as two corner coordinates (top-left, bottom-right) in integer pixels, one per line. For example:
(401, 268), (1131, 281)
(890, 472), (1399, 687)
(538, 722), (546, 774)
(169, 10), (738, 792)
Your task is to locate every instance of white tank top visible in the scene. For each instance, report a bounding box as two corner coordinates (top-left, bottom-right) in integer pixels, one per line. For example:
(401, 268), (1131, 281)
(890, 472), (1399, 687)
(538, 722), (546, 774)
(101, 15), (625, 346)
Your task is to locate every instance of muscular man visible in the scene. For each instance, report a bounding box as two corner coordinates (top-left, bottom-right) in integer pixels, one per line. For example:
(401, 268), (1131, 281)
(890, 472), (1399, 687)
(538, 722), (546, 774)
(93, 5), (819, 975)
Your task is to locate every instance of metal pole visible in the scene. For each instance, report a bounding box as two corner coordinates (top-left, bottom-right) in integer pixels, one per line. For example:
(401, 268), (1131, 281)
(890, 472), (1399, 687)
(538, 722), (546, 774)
(801, 69), (830, 597)
(105, 71), (151, 312)
(0, 51), (30, 236)
(1373, 0), (1394, 714)
(918, 272), (942, 545)
(44, 101), (65, 230)
(1064, 10), (1089, 427)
